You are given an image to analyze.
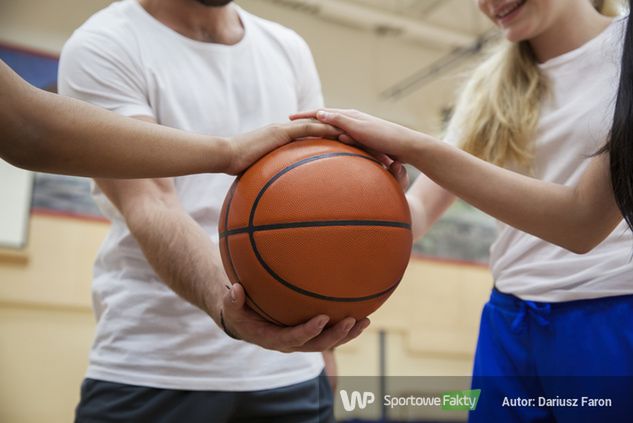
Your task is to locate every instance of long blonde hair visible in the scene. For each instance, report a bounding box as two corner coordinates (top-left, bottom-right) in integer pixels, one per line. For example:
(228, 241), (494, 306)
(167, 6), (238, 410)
(453, 0), (623, 171)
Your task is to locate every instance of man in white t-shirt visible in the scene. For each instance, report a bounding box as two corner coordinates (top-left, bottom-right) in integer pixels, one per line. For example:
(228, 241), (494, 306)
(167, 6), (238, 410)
(58, 0), (369, 421)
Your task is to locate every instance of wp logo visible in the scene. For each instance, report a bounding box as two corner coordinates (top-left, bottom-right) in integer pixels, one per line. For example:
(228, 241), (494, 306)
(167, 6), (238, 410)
(339, 390), (376, 411)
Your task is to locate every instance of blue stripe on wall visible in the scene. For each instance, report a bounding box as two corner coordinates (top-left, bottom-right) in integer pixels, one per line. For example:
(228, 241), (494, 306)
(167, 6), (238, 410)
(0, 47), (58, 89)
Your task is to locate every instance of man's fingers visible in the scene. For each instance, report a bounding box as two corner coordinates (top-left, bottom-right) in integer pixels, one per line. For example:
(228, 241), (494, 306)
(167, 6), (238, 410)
(298, 317), (356, 351)
(334, 318), (370, 348)
(219, 284), (247, 340)
(338, 134), (355, 145)
(286, 122), (343, 140)
(221, 284), (367, 352)
(232, 284), (246, 306)
(276, 314), (330, 349)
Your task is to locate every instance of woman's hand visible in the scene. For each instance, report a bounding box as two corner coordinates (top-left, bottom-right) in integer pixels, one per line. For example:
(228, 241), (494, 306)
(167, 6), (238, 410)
(291, 109), (413, 190)
(290, 108), (425, 164)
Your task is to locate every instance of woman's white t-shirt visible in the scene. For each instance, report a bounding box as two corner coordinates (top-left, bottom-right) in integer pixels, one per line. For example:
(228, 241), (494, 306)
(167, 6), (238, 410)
(449, 17), (632, 302)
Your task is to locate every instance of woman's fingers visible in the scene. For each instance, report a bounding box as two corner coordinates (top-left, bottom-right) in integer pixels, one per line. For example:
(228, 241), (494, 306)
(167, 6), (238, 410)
(314, 111), (362, 134)
(289, 108), (350, 121)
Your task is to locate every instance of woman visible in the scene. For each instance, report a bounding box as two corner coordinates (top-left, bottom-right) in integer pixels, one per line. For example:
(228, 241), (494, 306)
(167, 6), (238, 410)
(0, 60), (339, 178)
(294, 0), (633, 421)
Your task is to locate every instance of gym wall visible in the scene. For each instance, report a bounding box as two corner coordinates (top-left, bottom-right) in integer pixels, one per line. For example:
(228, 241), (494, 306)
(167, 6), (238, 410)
(0, 1), (493, 421)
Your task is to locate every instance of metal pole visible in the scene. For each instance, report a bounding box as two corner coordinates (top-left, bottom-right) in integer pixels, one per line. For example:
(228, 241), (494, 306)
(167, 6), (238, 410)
(379, 329), (387, 422)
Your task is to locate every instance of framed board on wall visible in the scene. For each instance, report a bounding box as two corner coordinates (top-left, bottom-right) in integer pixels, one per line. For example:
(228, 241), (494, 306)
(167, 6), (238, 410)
(0, 43), (56, 251)
(0, 43), (104, 254)
(0, 161), (33, 249)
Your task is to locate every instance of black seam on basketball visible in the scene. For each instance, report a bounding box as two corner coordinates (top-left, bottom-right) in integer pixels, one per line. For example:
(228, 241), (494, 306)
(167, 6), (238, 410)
(223, 178), (241, 285)
(250, 251), (401, 302)
(219, 219), (411, 238)
(248, 152), (380, 232)
(246, 152), (406, 302)
(223, 181), (285, 324)
(251, 239), (402, 301)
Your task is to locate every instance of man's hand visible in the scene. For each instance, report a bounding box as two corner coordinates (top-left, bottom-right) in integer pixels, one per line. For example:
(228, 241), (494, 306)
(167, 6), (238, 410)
(225, 120), (343, 175)
(220, 283), (370, 353)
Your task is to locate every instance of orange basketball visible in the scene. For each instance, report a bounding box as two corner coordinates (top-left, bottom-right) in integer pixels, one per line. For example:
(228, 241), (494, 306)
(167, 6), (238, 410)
(218, 139), (412, 326)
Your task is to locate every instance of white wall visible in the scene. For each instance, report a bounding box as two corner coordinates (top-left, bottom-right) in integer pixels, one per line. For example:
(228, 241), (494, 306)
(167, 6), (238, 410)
(0, 162), (33, 249)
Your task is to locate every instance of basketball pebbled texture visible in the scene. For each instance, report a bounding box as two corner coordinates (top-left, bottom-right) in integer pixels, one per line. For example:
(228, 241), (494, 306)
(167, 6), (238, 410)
(219, 139), (412, 326)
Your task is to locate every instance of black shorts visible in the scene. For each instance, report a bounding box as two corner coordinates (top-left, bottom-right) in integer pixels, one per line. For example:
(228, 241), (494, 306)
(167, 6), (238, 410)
(75, 371), (335, 423)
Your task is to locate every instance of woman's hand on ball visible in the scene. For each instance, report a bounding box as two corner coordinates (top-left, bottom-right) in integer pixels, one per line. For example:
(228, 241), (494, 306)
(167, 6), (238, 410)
(370, 150), (409, 191)
(225, 121), (343, 175)
(289, 108), (430, 165)
(220, 283), (370, 352)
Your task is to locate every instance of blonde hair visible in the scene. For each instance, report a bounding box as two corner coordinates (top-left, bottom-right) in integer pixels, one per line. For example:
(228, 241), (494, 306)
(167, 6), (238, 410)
(453, 0), (623, 171)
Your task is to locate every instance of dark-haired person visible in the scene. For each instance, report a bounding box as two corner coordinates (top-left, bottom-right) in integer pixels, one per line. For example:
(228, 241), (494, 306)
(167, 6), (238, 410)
(0, 60), (339, 178)
(295, 0), (633, 421)
(55, 0), (368, 421)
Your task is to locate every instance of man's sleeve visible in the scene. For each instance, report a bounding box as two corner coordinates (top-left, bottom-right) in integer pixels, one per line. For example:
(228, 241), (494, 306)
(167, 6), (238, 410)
(58, 29), (154, 119)
(290, 34), (324, 111)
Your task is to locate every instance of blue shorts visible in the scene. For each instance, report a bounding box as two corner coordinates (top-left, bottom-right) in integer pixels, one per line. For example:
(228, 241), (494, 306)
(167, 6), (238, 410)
(75, 371), (334, 423)
(469, 288), (633, 422)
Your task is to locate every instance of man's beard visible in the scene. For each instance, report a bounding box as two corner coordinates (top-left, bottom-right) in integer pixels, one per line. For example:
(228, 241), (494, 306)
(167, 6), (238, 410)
(195, 0), (233, 6)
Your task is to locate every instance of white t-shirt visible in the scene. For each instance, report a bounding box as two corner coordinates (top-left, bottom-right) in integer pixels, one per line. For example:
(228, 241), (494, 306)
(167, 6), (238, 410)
(449, 17), (633, 302)
(58, 0), (324, 391)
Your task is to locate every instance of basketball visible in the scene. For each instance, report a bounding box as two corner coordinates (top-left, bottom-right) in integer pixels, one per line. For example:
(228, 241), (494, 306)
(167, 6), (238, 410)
(219, 139), (412, 326)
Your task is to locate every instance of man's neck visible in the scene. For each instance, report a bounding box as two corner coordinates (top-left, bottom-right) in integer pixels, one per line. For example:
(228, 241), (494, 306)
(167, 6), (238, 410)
(138, 0), (244, 45)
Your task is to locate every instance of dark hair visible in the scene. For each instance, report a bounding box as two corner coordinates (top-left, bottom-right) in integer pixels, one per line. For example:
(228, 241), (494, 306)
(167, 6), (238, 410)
(606, 2), (633, 231)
